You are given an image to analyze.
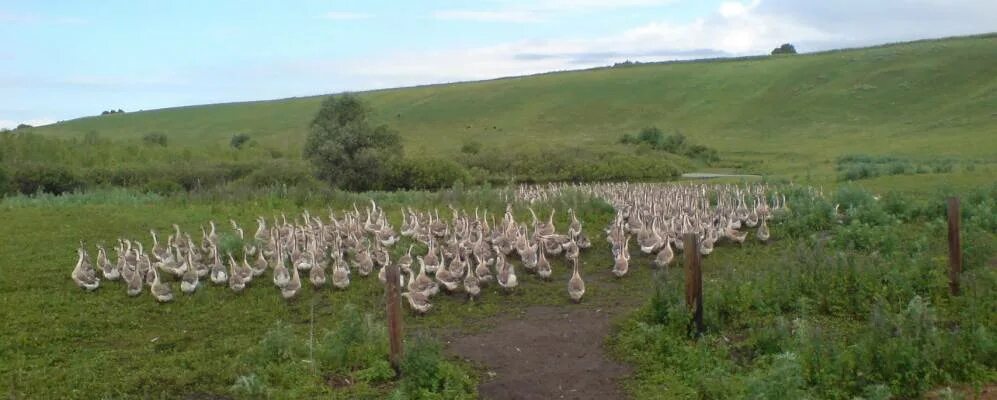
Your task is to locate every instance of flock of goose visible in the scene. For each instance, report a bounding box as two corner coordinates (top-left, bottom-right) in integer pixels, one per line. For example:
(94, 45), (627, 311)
(517, 182), (785, 276)
(71, 183), (787, 314)
(71, 200), (594, 311)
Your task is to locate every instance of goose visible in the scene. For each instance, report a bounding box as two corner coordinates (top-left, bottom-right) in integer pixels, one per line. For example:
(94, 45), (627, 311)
(409, 260), (439, 296)
(150, 268), (173, 303)
(698, 231), (716, 256)
(568, 258), (585, 303)
(474, 254), (494, 284)
(272, 250), (291, 289)
(521, 240), (538, 270)
(355, 244), (374, 277)
(124, 263), (143, 296)
(567, 208), (582, 239)
(654, 239), (674, 268)
(228, 253), (246, 293)
(207, 220), (219, 246)
(756, 219), (770, 242)
(281, 261), (301, 299)
(96, 244), (120, 281)
(180, 251), (200, 294)
(612, 235), (631, 277)
(398, 245), (414, 271)
(536, 241), (552, 280)
(209, 246), (228, 285)
(331, 258), (350, 289)
(250, 249), (267, 276)
(309, 260), (327, 288)
(239, 252), (255, 283)
(150, 230), (170, 263)
(496, 259), (518, 291)
(563, 237), (580, 262)
(463, 264), (481, 300)
(71, 246), (100, 291)
(435, 260), (462, 292)
(422, 241), (441, 273)
(401, 290), (432, 314)
(576, 232), (592, 249)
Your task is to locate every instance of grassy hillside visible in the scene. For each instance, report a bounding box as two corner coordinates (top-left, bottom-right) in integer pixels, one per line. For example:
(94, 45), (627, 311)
(34, 34), (997, 181)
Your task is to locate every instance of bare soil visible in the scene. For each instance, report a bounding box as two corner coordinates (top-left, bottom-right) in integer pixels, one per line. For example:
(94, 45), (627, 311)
(447, 306), (632, 400)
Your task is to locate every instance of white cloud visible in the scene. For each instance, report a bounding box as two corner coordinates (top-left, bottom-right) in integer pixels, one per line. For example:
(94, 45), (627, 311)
(433, 10), (544, 23)
(346, 0), (994, 88)
(433, 0), (677, 23)
(347, 0), (836, 85)
(318, 11), (372, 21)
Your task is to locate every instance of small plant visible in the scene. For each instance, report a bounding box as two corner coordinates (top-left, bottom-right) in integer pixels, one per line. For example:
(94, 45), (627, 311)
(231, 373), (269, 399)
(142, 132), (168, 146)
(230, 133), (252, 149)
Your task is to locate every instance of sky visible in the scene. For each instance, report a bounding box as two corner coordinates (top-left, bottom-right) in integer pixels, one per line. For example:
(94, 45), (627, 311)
(1, 0), (994, 129)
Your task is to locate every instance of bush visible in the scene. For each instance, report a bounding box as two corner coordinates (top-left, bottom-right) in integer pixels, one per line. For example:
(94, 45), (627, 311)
(618, 127), (718, 164)
(387, 158), (471, 191)
(315, 304), (388, 376)
(459, 141), (481, 155)
(11, 164), (85, 194)
(396, 336), (475, 400)
(236, 160), (316, 188)
(143, 179), (184, 195)
(142, 132), (168, 146)
(230, 133), (252, 149)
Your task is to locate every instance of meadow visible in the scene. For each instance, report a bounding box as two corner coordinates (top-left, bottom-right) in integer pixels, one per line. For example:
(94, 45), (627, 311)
(1, 34), (995, 400)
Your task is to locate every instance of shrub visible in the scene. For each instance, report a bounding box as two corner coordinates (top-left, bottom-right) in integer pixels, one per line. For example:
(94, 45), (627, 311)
(230, 373), (269, 399)
(230, 133), (252, 149)
(396, 336), (475, 400)
(144, 179), (184, 195)
(11, 164), (85, 194)
(142, 132), (168, 146)
(315, 304), (388, 376)
(459, 140), (481, 155)
(387, 158), (471, 191)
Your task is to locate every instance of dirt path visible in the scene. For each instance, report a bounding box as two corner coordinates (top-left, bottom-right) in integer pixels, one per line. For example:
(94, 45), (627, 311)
(447, 306), (632, 400)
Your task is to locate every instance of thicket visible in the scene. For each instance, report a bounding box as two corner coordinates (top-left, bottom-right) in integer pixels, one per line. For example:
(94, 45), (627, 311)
(836, 154), (960, 181)
(231, 304), (474, 399)
(620, 127), (720, 164)
(0, 126), (686, 197)
(614, 185), (997, 399)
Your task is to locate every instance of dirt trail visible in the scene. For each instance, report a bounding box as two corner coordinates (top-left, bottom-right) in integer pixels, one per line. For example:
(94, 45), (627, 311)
(448, 306), (632, 400)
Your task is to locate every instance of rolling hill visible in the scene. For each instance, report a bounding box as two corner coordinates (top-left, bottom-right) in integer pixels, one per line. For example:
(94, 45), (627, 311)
(33, 34), (997, 179)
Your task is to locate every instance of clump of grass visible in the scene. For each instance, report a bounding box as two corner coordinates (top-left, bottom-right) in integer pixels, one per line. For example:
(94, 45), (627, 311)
(394, 335), (475, 400)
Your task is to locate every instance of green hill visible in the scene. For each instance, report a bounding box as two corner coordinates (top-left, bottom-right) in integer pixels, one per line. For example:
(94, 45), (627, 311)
(34, 34), (997, 180)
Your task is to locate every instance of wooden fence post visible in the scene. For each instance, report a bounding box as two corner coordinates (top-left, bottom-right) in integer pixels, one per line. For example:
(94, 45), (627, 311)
(683, 233), (704, 337)
(947, 197), (961, 296)
(385, 264), (404, 373)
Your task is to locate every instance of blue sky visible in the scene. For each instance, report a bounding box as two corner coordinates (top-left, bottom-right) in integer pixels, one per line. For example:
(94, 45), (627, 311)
(1, 0), (994, 128)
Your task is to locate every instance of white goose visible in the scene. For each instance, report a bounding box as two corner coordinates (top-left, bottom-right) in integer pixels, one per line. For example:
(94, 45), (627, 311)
(71, 245), (100, 291)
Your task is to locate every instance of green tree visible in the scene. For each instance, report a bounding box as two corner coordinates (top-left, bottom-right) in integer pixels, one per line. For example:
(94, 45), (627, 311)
(303, 94), (402, 191)
(772, 43), (797, 55)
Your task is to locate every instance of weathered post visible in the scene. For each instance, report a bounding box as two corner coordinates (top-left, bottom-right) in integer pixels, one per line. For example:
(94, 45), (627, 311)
(683, 233), (704, 337)
(385, 264), (404, 372)
(947, 197), (961, 296)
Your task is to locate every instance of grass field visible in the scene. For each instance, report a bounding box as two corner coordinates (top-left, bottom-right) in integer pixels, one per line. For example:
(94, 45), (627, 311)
(3, 34), (995, 399)
(30, 34), (997, 183)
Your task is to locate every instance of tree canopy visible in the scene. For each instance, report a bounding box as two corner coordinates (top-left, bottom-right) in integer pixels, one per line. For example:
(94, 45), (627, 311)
(772, 43), (798, 55)
(303, 94), (402, 191)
